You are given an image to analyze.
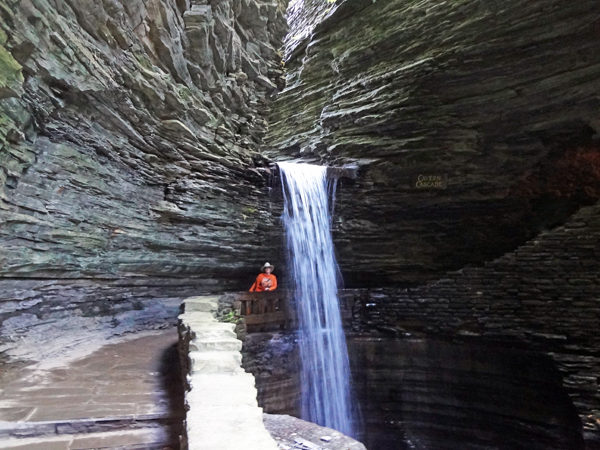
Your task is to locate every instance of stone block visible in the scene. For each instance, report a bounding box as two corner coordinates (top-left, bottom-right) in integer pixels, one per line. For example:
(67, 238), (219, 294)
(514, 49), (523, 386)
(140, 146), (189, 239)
(189, 323), (237, 340)
(180, 311), (217, 324)
(188, 351), (243, 374)
(190, 336), (242, 352)
(187, 375), (258, 407)
(183, 296), (220, 312)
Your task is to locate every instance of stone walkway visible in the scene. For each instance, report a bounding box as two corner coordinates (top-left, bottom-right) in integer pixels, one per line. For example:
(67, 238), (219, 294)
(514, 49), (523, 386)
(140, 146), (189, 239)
(0, 330), (184, 449)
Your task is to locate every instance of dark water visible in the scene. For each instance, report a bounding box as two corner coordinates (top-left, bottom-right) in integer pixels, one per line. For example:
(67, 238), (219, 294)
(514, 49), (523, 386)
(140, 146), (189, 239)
(349, 337), (584, 450)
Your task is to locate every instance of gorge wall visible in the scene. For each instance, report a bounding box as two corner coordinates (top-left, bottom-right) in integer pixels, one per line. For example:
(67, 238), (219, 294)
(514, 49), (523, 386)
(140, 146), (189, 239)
(261, 0), (600, 446)
(266, 0), (600, 287)
(2, 0), (600, 447)
(3, 0), (600, 361)
(349, 201), (600, 447)
(238, 284), (589, 450)
(0, 0), (288, 362)
(350, 338), (583, 450)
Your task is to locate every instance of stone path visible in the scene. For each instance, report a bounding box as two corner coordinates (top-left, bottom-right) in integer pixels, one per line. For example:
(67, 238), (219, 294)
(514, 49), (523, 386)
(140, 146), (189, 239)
(179, 296), (279, 450)
(0, 330), (183, 449)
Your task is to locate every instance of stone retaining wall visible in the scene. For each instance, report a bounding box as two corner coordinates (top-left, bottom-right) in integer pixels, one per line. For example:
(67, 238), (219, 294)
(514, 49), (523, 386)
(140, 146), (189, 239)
(178, 295), (278, 450)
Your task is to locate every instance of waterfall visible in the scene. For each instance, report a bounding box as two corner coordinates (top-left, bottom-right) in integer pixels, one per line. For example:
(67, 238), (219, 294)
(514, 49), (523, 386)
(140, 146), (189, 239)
(278, 162), (357, 437)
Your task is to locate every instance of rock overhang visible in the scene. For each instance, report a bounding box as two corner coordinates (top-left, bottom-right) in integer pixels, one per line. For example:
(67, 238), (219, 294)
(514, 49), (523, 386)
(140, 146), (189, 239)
(265, 0), (600, 287)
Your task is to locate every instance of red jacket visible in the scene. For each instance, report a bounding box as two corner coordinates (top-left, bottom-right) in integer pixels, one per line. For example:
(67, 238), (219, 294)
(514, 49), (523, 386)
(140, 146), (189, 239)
(249, 273), (277, 292)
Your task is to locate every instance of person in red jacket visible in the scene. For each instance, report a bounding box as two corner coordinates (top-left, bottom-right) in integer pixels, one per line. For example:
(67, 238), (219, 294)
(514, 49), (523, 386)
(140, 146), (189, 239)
(249, 262), (277, 292)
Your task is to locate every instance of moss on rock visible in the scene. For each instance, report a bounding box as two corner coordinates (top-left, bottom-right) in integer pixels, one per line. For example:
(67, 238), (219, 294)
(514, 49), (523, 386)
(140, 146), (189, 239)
(0, 43), (23, 98)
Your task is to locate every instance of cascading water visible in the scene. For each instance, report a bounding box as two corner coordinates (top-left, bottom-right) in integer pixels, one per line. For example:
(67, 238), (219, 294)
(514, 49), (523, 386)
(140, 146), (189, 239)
(278, 162), (357, 438)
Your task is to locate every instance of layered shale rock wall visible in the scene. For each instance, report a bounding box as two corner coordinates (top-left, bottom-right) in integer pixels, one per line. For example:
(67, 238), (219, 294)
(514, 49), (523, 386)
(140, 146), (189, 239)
(267, 0), (600, 287)
(263, 0), (600, 446)
(349, 201), (600, 446)
(3, 1), (600, 447)
(350, 338), (584, 450)
(238, 286), (588, 449)
(0, 0), (287, 362)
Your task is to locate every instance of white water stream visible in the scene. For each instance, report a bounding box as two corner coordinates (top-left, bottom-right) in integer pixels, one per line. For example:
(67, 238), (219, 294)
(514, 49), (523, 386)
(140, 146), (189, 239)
(278, 162), (357, 437)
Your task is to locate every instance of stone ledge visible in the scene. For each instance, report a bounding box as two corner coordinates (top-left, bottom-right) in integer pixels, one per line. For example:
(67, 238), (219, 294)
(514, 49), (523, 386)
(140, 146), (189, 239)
(0, 415), (178, 440)
(264, 413), (366, 450)
(0, 428), (170, 450)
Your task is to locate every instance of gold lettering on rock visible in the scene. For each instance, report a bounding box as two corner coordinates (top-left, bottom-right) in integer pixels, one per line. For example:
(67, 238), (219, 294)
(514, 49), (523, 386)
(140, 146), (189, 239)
(413, 174), (446, 189)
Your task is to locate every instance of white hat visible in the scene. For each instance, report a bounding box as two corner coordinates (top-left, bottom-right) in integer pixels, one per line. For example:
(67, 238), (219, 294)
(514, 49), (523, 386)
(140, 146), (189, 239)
(261, 262), (275, 272)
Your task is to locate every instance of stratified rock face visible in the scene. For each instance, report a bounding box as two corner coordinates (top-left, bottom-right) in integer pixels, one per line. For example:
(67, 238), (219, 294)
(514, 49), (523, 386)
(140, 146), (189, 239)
(266, 0), (600, 286)
(351, 201), (600, 444)
(241, 331), (301, 416)
(241, 329), (584, 449)
(0, 0), (287, 360)
(350, 338), (584, 450)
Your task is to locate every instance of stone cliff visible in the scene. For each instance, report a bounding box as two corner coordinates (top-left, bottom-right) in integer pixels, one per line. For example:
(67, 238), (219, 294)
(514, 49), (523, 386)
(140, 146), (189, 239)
(0, 0), (287, 360)
(348, 201), (600, 447)
(3, 0), (600, 359)
(267, 0), (600, 286)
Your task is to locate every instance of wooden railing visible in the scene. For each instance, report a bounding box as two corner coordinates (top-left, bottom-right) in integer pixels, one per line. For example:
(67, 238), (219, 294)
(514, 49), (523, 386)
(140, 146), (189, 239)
(232, 290), (292, 332)
(222, 289), (355, 333)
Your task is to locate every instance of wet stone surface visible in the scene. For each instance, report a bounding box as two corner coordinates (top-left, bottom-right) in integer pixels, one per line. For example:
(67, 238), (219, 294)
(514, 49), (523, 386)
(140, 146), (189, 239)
(264, 413), (366, 450)
(0, 330), (184, 449)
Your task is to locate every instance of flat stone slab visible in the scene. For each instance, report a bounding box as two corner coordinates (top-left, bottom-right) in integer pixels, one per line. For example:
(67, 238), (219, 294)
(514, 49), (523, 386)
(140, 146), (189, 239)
(190, 336), (242, 352)
(180, 311), (217, 323)
(188, 324), (237, 340)
(263, 414), (367, 450)
(187, 374), (258, 407)
(0, 409), (34, 422)
(183, 297), (220, 312)
(0, 331), (179, 423)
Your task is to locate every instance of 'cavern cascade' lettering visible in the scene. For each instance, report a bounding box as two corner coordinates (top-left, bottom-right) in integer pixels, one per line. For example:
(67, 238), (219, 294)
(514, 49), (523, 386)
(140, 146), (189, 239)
(411, 174), (448, 189)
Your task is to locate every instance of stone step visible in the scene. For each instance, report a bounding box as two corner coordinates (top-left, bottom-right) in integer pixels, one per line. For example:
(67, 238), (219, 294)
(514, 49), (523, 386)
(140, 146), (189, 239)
(182, 296), (219, 313)
(188, 351), (242, 374)
(186, 410), (278, 450)
(190, 336), (242, 352)
(0, 427), (172, 450)
(187, 427), (278, 450)
(187, 374), (258, 407)
(188, 371), (256, 389)
(0, 415), (179, 441)
(183, 322), (237, 339)
(179, 311), (216, 323)
(186, 405), (264, 427)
